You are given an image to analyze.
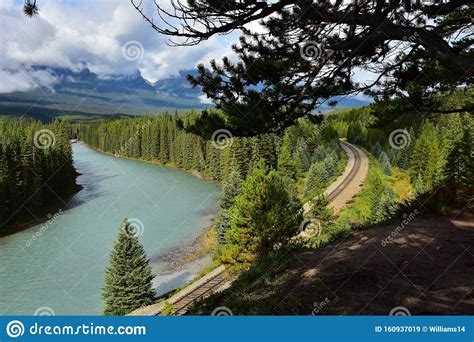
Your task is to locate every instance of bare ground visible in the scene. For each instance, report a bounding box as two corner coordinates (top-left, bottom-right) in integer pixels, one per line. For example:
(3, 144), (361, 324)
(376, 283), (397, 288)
(191, 210), (474, 315)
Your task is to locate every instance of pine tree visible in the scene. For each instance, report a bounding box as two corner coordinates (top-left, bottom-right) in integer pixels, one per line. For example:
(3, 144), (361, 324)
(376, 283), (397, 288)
(309, 194), (333, 223)
(215, 209), (232, 245)
(410, 120), (442, 190)
(379, 151), (392, 176)
(277, 133), (298, 180)
(396, 126), (415, 169)
(220, 160), (303, 270)
(347, 121), (365, 143)
(0, 118), (77, 229)
(387, 148), (399, 166)
(371, 142), (382, 158)
(102, 219), (155, 315)
(413, 173), (426, 196)
(294, 138), (311, 172)
(215, 166), (243, 246)
(444, 128), (473, 200)
(370, 187), (397, 223)
(159, 119), (169, 163)
(311, 144), (327, 163)
(303, 162), (328, 199)
(219, 166), (243, 210)
(322, 153), (337, 177)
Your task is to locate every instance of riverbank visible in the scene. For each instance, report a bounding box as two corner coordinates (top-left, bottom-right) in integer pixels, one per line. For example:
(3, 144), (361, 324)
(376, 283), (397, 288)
(82, 143), (221, 186)
(0, 173), (82, 238)
(149, 211), (220, 296)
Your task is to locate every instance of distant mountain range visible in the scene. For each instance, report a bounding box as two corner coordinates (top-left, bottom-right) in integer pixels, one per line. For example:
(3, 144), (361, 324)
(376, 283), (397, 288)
(0, 67), (371, 122)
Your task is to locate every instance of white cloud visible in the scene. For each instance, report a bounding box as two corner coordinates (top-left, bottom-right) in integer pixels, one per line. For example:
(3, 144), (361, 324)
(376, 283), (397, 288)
(0, 69), (57, 93)
(0, 0), (235, 93)
(198, 94), (214, 105)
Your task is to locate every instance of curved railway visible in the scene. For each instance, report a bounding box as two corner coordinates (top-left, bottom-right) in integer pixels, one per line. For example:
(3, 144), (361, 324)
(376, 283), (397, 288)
(129, 140), (367, 316)
(326, 141), (362, 203)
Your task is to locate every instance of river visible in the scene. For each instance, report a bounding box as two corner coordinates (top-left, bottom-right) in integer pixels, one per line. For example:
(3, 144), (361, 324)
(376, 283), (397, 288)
(0, 142), (220, 315)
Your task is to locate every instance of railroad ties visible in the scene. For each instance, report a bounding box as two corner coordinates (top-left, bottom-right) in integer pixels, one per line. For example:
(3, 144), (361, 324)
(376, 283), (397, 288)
(173, 269), (229, 316)
(326, 141), (362, 203)
(127, 265), (230, 316)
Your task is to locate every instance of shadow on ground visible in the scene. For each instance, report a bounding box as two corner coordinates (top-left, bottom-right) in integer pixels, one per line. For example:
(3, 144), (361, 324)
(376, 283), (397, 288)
(190, 210), (474, 315)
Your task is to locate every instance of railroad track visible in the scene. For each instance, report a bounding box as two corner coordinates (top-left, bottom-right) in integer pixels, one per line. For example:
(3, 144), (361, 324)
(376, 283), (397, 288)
(172, 269), (228, 316)
(326, 141), (362, 203)
(169, 141), (364, 316)
(130, 140), (366, 317)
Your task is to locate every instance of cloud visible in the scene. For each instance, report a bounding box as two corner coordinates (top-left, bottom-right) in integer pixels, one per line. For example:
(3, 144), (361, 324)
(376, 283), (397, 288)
(0, 68), (58, 93)
(198, 94), (214, 105)
(0, 0), (235, 93)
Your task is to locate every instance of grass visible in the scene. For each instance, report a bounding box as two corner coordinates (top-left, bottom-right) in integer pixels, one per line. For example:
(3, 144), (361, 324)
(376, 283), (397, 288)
(388, 167), (413, 202)
(336, 149), (412, 227)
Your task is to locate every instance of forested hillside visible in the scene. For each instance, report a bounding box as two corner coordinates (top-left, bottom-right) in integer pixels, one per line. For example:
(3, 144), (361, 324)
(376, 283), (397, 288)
(330, 104), (473, 207)
(75, 111), (343, 185)
(76, 101), (472, 255)
(184, 99), (473, 315)
(0, 118), (78, 233)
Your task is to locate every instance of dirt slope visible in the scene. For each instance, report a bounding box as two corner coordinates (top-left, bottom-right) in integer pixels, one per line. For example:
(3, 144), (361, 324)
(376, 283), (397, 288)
(191, 210), (474, 315)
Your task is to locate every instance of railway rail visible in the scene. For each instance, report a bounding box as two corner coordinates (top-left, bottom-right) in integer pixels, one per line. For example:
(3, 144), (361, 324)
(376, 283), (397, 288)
(130, 140), (367, 316)
(172, 269), (228, 316)
(326, 141), (362, 203)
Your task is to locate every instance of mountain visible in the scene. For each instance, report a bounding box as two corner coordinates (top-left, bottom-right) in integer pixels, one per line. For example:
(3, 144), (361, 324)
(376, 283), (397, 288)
(0, 67), (206, 122)
(0, 67), (371, 122)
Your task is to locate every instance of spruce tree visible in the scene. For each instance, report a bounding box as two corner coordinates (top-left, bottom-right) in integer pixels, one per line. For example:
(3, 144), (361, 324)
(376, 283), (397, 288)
(294, 138), (311, 172)
(311, 144), (327, 163)
(413, 173), (427, 196)
(371, 142), (382, 158)
(444, 128), (473, 200)
(396, 126), (415, 169)
(219, 166), (243, 210)
(277, 134), (298, 180)
(216, 166), (243, 245)
(303, 162), (328, 199)
(220, 160), (303, 270)
(370, 187), (397, 224)
(379, 151), (392, 176)
(215, 209), (231, 245)
(410, 120), (442, 190)
(322, 153), (337, 176)
(309, 194), (333, 223)
(0, 118), (77, 230)
(102, 219), (155, 315)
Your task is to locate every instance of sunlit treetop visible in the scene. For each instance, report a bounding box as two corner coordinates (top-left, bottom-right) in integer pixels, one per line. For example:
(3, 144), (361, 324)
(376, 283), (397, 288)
(132, 0), (473, 135)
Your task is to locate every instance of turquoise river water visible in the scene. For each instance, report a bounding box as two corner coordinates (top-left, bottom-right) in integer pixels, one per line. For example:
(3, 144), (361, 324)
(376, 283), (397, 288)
(0, 142), (220, 315)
